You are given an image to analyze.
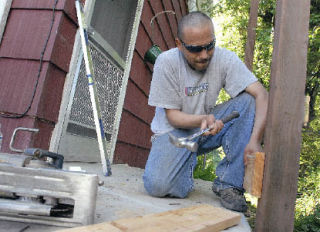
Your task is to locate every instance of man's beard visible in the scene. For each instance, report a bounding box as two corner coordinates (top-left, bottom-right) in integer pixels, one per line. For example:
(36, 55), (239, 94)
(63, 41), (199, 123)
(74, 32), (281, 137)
(189, 58), (211, 73)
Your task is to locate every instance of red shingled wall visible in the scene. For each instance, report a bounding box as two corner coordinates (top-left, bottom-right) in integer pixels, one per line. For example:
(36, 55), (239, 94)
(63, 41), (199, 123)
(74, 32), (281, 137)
(0, 0), (77, 152)
(0, 0), (188, 169)
(113, 0), (188, 168)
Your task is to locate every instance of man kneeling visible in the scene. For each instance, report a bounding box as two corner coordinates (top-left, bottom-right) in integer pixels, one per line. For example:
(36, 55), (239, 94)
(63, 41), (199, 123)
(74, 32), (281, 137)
(143, 11), (268, 213)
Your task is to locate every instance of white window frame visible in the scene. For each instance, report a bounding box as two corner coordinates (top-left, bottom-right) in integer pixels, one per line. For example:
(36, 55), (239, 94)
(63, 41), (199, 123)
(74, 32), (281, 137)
(0, 0), (12, 44)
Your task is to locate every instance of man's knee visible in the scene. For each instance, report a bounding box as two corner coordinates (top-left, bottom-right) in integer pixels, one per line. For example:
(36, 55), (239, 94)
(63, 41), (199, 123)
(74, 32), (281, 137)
(143, 174), (172, 197)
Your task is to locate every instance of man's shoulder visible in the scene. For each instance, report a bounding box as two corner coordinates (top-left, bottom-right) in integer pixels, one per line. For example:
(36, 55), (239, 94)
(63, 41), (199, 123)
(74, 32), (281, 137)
(156, 47), (180, 64)
(213, 46), (241, 67)
(215, 46), (236, 58)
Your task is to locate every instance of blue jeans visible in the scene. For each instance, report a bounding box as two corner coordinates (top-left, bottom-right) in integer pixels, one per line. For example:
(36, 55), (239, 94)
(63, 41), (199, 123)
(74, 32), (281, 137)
(143, 93), (255, 198)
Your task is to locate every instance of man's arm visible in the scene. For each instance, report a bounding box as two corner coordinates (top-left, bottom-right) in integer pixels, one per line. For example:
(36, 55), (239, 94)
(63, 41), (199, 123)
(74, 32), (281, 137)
(165, 109), (224, 136)
(244, 81), (269, 163)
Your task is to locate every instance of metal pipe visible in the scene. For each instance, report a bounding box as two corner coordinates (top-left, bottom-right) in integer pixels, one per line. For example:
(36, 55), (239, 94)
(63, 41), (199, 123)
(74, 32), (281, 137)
(0, 199), (51, 216)
(75, 0), (112, 176)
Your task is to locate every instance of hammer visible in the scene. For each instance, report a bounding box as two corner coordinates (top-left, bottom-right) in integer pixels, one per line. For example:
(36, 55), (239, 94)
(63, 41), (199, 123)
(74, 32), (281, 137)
(168, 111), (240, 152)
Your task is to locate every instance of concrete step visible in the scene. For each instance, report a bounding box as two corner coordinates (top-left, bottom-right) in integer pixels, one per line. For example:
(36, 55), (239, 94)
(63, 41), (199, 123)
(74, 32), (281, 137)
(0, 163), (251, 232)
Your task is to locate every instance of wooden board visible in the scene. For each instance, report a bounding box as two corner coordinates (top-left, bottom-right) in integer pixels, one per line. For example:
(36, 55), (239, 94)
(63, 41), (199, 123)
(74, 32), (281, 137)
(243, 152), (265, 198)
(255, 0), (310, 230)
(57, 204), (241, 232)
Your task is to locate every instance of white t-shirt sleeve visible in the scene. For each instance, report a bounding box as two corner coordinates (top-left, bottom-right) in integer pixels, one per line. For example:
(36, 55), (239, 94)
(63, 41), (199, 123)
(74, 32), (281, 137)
(223, 50), (257, 98)
(148, 53), (182, 109)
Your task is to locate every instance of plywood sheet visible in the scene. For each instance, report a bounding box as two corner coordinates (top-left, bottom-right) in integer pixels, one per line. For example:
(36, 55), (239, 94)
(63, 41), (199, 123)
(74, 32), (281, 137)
(57, 204), (241, 232)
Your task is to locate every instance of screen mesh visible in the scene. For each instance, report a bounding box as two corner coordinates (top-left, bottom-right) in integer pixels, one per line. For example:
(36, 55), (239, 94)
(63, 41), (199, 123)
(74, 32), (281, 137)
(68, 43), (124, 136)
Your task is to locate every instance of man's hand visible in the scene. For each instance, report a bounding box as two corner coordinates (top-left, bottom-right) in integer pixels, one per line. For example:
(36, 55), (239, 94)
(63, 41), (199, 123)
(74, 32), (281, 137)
(243, 140), (263, 165)
(165, 109), (224, 134)
(200, 114), (224, 136)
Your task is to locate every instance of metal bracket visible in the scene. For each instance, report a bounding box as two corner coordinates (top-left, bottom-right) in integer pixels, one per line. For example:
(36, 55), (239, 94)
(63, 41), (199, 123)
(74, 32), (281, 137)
(9, 127), (39, 153)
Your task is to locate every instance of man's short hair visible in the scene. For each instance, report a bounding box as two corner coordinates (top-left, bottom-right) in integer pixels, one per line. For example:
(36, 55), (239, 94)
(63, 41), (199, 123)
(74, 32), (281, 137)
(177, 11), (213, 40)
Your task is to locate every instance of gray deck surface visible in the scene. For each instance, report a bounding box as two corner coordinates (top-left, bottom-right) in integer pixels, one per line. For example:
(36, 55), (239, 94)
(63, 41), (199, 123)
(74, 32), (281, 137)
(0, 163), (251, 232)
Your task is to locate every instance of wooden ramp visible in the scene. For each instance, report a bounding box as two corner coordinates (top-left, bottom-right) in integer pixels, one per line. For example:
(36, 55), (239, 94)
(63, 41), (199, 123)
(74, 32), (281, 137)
(57, 204), (241, 232)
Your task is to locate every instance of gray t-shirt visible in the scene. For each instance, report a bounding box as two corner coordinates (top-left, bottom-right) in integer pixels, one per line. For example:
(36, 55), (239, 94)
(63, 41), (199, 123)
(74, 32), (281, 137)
(148, 47), (257, 134)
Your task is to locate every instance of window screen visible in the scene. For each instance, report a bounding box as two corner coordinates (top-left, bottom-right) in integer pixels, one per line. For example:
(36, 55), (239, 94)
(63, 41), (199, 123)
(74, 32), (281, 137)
(90, 0), (138, 60)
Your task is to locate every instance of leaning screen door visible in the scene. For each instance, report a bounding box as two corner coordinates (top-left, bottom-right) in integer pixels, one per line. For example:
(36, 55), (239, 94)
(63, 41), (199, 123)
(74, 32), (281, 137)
(52, 0), (143, 162)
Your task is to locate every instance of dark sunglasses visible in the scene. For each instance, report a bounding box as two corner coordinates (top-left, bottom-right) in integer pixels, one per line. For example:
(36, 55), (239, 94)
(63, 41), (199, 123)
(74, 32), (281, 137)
(180, 38), (216, 53)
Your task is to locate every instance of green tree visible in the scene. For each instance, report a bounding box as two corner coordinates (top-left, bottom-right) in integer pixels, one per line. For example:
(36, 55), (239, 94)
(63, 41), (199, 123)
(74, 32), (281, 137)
(306, 0), (320, 123)
(206, 0), (275, 88)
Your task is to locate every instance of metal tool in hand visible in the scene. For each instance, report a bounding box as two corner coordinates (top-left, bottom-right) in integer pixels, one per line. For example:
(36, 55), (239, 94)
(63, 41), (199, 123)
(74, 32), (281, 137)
(168, 111), (240, 152)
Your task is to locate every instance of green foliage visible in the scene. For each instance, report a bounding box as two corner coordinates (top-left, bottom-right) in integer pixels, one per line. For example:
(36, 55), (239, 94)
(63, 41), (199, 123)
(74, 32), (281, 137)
(253, 6), (274, 89)
(210, 0), (250, 58)
(209, 0), (275, 89)
(216, 89), (230, 104)
(295, 204), (320, 232)
(306, 0), (320, 121)
(299, 124), (320, 183)
(193, 150), (220, 181)
(295, 97), (320, 231)
(246, 201), (257, 230)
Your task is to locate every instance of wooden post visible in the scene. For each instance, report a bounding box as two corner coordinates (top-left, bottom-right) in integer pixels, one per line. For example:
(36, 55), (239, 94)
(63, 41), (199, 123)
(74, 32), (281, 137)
(255, 0), (310, 231)
(244, 0), (259, 71)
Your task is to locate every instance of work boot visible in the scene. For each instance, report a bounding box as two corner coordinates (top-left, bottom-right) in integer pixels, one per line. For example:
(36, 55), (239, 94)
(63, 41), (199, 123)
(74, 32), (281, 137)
(212, 185), (248, 212)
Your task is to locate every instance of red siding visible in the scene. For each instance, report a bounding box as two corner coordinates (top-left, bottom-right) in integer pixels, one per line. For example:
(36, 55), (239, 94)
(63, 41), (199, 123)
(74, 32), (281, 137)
(123, 80), (154, 124)
(117, 110), (152, 150)
(149, 1), (176, 49)
(50, 12), (77, 72)
(179, 0), (188, 16)
(0, 10), (76, 72)
(0, 59), (65, 122)
(0, 0), (77, 153)
(36, 63), (66, 122)
(0, 0), (188, 167)
(0, 9), (57, 61)
(135, 24), (154, 61)
(113, 0), (188, 167)
(114, 142), (150, 168)
(0, 58), (43, 115)
(130, 51), (152, 96)
(163, 1), (179, 39)
(172, 0), (184, 22)
(141, 1), (167, 51)
(0, 117), (54, 152)
(11, 0), (78, 23)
